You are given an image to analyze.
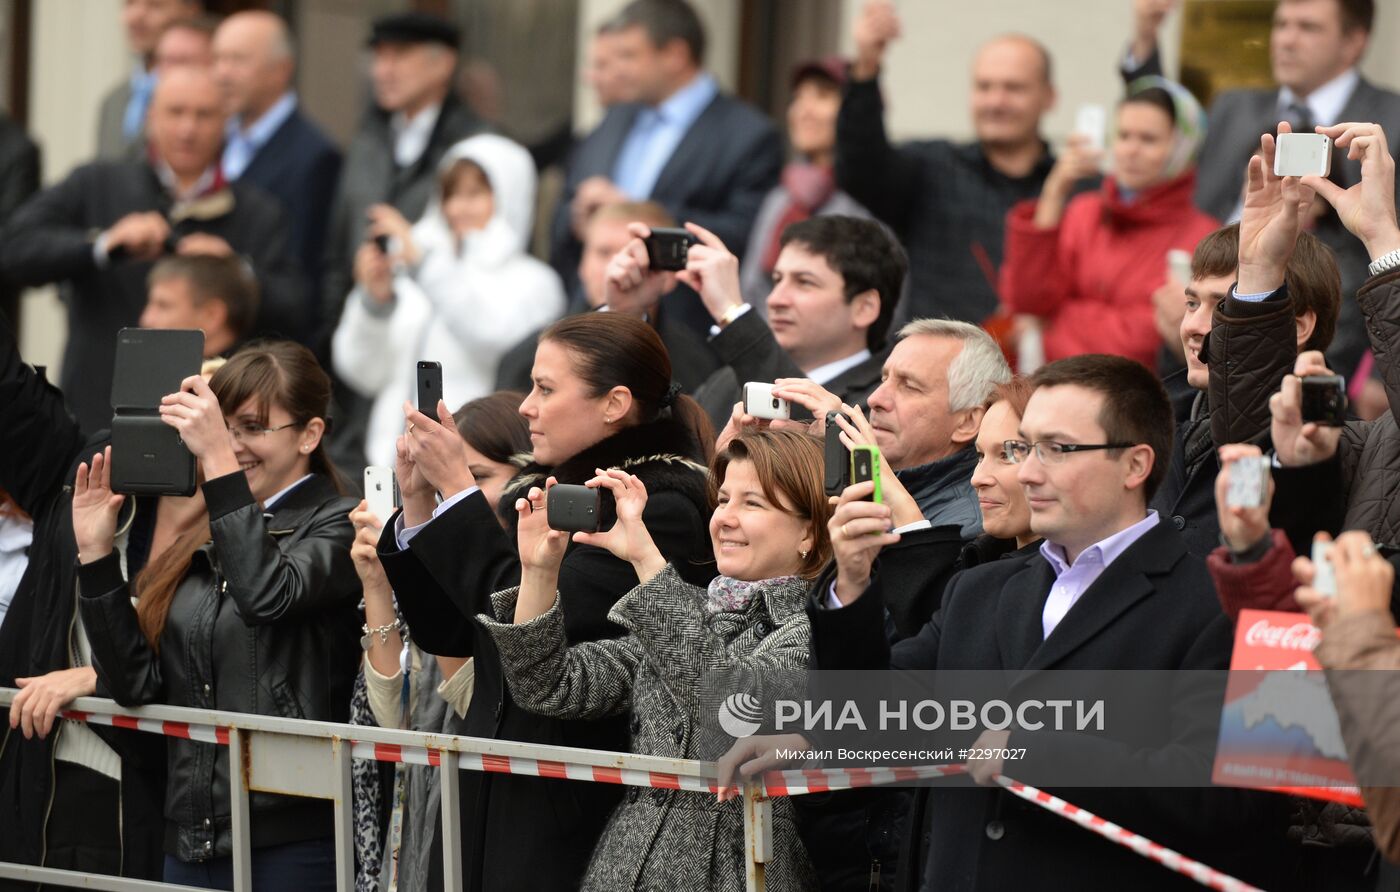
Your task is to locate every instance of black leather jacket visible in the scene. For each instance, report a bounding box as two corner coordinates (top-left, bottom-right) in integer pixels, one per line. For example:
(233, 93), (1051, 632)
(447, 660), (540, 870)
(78, 470), (361, 862)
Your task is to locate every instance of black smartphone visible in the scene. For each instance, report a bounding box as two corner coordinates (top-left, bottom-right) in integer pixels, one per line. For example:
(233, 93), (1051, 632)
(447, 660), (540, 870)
(1300, 374), (1347, 426)
(417, 361), (443, 416)
(109, 328), (205, 496)
(824, 411), (850, 496)
(547, 484), (602, 533)
(643, 227), (697, 272)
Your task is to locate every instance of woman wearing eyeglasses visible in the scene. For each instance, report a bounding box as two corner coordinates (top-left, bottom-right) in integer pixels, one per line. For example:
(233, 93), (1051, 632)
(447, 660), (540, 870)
(68, 341), (361, 891)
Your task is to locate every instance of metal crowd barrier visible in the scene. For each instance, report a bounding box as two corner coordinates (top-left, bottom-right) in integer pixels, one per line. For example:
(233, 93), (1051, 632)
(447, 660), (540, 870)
(0, 688), (779, 892)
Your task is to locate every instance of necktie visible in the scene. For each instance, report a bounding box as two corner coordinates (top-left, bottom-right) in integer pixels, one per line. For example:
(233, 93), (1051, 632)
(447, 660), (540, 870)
(1287, 101), (1314, 135)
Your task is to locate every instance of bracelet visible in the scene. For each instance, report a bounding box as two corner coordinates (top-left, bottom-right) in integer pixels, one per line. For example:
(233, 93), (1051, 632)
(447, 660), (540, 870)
(360, 618), (401, 650)
(1369, 248), (1400, 278)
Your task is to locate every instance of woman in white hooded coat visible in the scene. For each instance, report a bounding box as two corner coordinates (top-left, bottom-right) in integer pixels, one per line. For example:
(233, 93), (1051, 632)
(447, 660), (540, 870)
(334, 133), (565, 467)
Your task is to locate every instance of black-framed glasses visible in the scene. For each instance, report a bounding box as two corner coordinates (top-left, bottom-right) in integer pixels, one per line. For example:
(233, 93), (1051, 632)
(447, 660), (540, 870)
(228, 420), (305, 443)
(1002, 439), (1136, 465)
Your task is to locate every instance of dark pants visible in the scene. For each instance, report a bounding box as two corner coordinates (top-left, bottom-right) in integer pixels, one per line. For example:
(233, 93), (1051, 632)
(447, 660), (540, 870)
(163, 838), (336, 891)
(44, 761), (122, 875)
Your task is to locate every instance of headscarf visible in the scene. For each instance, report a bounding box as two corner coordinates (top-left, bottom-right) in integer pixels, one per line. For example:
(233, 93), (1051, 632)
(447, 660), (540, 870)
(1125, 75), (1207, 181)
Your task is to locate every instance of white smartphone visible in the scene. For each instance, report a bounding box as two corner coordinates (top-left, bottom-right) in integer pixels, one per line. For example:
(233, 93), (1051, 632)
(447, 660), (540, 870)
(1167, 249), (1193, 287)
(1225, 456), (1270, 509)
(742, 382), (791, 421)
(1074, 104), (1107, 153)
(364, 465), (396, 526)
(1311, 539), (1336, 600)
(1274, 133), (1332, 178)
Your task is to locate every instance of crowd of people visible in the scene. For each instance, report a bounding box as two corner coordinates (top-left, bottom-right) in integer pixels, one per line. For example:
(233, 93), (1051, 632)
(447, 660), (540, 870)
(3, 0), (1400, 889)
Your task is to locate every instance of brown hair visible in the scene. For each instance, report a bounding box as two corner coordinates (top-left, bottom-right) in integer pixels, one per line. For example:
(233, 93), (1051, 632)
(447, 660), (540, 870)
(539, 313), (714, 462)
(134, 340), (343, 648)
(0, 488), (28, 522)
(453, 391), (531, 464)
(708, 429), (832, 579)
(1190, 223), (1340, 352)
(986, 375), (1034, 419)
(1030, 355), (1175, 503)
(1280, 0), (1374, 33)
(149, 254), (261, 342)
(439, 158), (490, 201)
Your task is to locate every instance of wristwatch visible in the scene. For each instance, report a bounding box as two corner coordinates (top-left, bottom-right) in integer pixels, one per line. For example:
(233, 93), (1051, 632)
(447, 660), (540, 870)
(1369, 247), (1400, 277)
(717, 302), (748, 329)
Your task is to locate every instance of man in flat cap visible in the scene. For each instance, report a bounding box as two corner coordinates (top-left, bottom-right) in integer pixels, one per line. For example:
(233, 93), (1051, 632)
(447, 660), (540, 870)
(319, 12), (482, 353)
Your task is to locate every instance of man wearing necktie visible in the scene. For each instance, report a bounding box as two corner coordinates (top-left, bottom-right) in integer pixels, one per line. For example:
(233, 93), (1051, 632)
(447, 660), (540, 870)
(1123, 0), (1400, 379)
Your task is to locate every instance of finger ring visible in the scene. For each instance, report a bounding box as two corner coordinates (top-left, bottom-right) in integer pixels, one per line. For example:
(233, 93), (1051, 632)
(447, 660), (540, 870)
(407, 423), (415, 434)
(841, 523), (851, 539)
(1363, 544), (1377, 557)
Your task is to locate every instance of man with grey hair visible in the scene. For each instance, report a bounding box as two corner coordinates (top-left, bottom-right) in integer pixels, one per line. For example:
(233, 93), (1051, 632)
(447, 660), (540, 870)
(865, 317), (1011, 538)
(214, 10), (341, 303)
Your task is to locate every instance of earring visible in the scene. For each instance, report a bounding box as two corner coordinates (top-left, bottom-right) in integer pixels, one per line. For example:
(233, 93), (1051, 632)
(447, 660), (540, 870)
(604, 417), (614, 425)
(799, 549), (809, 560)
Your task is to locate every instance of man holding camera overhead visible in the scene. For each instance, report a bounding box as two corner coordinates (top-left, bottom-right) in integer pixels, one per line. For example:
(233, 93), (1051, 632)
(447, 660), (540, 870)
(0, 66), (305, 435)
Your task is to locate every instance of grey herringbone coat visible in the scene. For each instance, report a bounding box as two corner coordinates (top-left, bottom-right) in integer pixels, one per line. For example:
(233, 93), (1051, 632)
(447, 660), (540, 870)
(481, 565), (816, 891)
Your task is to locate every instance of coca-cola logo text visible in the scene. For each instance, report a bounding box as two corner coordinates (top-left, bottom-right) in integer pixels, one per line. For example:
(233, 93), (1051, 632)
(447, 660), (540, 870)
(1245, 619), (1320, 651)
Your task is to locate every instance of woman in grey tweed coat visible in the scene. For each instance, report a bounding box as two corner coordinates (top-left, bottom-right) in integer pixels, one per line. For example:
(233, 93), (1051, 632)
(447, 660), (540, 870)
(480, 429), (833, 891)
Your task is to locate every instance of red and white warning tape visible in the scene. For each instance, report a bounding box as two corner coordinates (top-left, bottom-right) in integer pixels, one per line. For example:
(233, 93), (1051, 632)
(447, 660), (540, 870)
(57, 710), (1262, 890)
(995, 776), (1264, 892)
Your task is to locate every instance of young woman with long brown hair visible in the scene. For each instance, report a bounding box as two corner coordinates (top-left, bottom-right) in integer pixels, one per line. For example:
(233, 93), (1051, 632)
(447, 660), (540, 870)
(70, 341), (361, 891)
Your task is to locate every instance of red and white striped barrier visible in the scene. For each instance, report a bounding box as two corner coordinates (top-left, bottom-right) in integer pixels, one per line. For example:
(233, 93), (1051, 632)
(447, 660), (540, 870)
(995, 776), (1265, 892)
(56, 708), (1262, 890)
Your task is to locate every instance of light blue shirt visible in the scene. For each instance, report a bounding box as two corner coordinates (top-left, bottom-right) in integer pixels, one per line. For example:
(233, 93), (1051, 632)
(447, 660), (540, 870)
(611, 73), (718, 199)
(1039, 510), (1160, 639)
(123, 66), (159, 141)
(223, 92), (298, 181)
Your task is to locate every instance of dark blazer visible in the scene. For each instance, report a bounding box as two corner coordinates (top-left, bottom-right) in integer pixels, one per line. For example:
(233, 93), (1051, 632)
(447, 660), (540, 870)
(691, 309), (889, 429)
(237, 107), (342, 305)
(1126, 51), (1400, 376)
(810, 520), (1294, 891)
(96, 80), (140, 161)
(0, 160), (308, 434)
(550, 91), (783, 285)
(0, 111), (39, 329)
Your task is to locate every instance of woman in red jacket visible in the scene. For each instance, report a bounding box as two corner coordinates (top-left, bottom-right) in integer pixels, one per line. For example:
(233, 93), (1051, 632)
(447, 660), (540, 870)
(1000, 77), (1219, 368)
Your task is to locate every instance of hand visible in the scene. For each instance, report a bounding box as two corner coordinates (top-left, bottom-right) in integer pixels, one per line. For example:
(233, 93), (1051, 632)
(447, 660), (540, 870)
(603, 222), (675, 316)
(1151, 278), (1188, 360)
(395, 432), (435, 528)
(348, 500), (390, 592)
(1035, 135), (1102, 228)
(1293, 531), (1392, 630)
(572, 176), (627, 238)
(72, 447), (125, 564)
(1214, 443), (1275, 552)
(831, 405), (923, 527)
(102, 211), (170, 261)
(1131, 0), (1175, 62)
(675, 222), (744, 324)
(1269, 352), (1343, 467)
(966, 729), (1010, 785)
(366, 203), (420, 265)
(829, 480), (899, 605)
(572, 470), (666, 580)
(9, 668), (97, 739)
(354, 242), (394, 303)
(1237, 123), (1317, 294)
(715, 732), (811, 803)
(159, 374), (239, 478)
(176, 233), (235, 258)
(770, 379), (842, 436)
(716, 401), (766, 453)
(403, 400), (477, 500)
(852, 0), (901, 80)
(1304, 123), (1400, 261)
(515, 480), (569, 573)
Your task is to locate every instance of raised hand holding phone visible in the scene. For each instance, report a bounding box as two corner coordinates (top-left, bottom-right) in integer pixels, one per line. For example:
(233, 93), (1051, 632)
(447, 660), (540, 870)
(1213, 443), (1274, 553)
(572, 469), (668, 582)
(1237, 122), (1316, 295)
(1269, 352), (1344, 467)
(158, 374), (239, 480)
(402, 398), (476, 500)
(1303, 122), (1400, 262)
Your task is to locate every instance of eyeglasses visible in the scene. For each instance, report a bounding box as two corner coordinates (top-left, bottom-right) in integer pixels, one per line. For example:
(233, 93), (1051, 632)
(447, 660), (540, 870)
(228, 420), (305, 442)
(1001, 439), (1136, 465)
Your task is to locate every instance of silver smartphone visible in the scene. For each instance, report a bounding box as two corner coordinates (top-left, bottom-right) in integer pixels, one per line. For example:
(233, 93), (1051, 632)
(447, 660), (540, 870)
(743, 382), (791, 421)
(1311, 539), (1336, 600)
(1274, 133), (1332, 178)
(364, 465), (396, 526)
(1074, 104), (1107, 153)
(1226, 456), (1270, 509)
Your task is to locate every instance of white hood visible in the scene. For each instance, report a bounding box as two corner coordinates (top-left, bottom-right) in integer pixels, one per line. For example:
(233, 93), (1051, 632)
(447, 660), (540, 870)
(412, 132), (538, 265)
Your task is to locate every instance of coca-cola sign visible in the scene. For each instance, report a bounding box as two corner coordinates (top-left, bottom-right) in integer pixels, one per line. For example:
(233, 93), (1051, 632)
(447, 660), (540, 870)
(1244, 618), (1320, 652)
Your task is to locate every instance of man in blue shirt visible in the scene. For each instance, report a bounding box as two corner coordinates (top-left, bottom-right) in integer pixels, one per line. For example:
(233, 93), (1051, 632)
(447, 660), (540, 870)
(96, 0), (202, 160)
(550, 0), (782, 313)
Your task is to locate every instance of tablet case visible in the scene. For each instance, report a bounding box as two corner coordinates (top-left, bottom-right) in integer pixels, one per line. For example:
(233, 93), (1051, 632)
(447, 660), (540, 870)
(109, 328), (204, 496)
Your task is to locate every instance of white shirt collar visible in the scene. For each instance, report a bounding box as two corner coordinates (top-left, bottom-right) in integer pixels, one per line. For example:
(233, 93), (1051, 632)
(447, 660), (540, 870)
(806, 349), (873, 386)
(1041, 510), (1160, 577)
(391, 101), (442, 167)
(1279, 67), (1360, 127)
(263, 474), (314, 512)
(231, 91), (298, 145)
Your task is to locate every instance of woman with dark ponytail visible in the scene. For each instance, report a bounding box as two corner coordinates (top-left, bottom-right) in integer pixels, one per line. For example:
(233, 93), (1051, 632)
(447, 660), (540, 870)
(71, 340), (361, 890)
(372, 311), (716, 891)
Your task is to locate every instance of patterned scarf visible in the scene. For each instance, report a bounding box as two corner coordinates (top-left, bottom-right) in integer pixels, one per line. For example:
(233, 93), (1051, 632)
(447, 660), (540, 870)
(705, 574), (802, 614)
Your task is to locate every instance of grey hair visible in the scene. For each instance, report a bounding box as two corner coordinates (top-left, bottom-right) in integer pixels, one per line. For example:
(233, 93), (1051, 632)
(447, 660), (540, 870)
(897, 318), (1011, 412)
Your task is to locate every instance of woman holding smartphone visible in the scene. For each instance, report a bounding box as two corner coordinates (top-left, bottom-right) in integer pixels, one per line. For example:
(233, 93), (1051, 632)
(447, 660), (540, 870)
(378, 312), (716, 891)
(72, 341), (361, 890)
(482, 428), (826, 890)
